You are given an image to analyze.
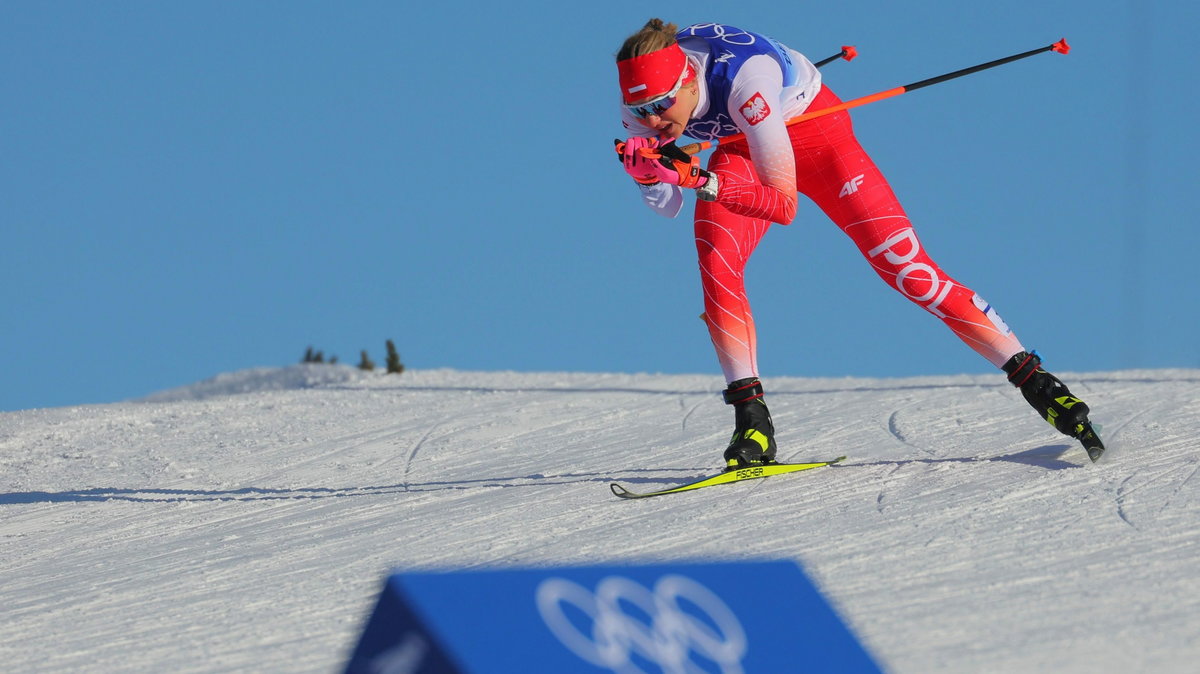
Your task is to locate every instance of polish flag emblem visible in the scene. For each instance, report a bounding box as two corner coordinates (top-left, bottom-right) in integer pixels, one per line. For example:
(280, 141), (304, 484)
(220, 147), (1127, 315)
(740, 92), (771, 125)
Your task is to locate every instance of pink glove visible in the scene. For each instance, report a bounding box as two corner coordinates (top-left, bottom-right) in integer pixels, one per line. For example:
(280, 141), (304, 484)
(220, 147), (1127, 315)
(616, 137), (713, 191)
(619, 136), (663, 185)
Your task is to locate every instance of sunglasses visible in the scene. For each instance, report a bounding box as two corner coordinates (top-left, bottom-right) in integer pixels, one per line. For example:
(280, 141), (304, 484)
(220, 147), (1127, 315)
(625, 64), (690, 119)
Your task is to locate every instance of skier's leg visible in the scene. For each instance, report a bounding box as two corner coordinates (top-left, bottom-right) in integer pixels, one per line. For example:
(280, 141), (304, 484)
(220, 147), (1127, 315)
(694, 145), (773, 383)
(696, 145), (779, 468)
(791, 86), (1099, 448)
(790, 87), (1025, 367)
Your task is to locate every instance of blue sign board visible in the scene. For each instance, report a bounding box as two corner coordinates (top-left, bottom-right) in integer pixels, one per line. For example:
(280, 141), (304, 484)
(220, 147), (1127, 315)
(345, 560), (881, 673)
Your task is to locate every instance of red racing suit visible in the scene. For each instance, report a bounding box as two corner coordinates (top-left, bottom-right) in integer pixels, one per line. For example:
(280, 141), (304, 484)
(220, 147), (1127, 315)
(623, 24), (1026, 383)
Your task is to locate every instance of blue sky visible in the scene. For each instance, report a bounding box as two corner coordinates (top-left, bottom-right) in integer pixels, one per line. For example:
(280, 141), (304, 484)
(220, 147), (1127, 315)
(4, 1), (1198, 411)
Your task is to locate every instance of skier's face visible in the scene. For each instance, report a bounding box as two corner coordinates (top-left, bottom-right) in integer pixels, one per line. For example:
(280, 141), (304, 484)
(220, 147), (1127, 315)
(632, 79), (697, 140)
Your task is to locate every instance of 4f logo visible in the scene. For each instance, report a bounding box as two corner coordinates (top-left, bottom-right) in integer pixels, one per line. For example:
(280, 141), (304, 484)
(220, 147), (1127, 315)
(839, 174), (866, 197)
(739, 92), (771, 126)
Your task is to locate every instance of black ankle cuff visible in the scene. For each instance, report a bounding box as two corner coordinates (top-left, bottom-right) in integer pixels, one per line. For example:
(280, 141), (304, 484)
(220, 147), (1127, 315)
(1003, 351), (1042, 388)
(723, 378), (764, 405)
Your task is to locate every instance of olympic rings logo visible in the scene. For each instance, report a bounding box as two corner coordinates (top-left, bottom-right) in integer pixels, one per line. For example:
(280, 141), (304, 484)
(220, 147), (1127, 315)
(682, 23), (757, 46)
(535, 574), (748, 673)
(685, 115), (740, 142)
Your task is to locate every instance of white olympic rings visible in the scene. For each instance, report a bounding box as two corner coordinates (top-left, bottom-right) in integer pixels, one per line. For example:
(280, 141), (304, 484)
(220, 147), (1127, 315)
(535, 574), (748, 673)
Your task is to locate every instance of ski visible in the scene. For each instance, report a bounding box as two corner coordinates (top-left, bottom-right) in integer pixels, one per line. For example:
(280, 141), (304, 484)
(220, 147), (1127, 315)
(610, 456), (846, 499)
(1077, 422), (1105, 462)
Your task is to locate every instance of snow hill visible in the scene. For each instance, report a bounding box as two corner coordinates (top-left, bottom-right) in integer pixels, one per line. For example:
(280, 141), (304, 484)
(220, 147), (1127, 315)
(1, 365), (1197, 673)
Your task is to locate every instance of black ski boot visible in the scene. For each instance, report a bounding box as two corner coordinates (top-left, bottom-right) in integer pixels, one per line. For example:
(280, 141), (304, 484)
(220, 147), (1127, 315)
(721, 378), (778, 470)
(1003, 351), (1105, 461)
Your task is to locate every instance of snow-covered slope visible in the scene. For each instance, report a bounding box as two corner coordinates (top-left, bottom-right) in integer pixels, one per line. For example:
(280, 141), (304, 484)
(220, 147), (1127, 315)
(1, 365), (1197, 673)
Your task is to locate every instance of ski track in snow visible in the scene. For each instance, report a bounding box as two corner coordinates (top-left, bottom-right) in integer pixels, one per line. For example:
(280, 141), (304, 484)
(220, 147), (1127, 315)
(1, 365), (1198, 673)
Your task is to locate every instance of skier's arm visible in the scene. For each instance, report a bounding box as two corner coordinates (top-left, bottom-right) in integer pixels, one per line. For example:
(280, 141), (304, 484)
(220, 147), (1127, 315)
(637, 182), (685, 218)
(709, 56), (799, 225)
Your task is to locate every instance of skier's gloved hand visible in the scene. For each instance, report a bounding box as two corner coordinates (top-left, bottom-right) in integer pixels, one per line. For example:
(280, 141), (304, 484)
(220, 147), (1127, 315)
(615, 137), (663, 185)
(645, 141), (712, 190)
(614, 138), (719, 201)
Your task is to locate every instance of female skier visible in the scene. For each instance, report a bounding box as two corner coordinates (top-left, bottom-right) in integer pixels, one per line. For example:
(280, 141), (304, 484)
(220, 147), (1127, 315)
(614, 19), (1102, 468)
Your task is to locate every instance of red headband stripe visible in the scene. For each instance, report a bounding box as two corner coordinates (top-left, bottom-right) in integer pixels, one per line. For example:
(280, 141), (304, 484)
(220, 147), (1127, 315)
(617, 43), (690, 104)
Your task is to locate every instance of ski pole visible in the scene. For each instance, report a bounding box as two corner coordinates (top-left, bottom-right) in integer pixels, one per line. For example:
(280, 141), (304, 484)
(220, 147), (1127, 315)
(813, 45), (858, 68)
(678, 38), (1070, 156)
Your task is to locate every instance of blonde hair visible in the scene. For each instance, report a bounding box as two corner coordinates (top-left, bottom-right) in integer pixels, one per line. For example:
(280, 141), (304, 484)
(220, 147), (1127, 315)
(616, 18), (679, 61)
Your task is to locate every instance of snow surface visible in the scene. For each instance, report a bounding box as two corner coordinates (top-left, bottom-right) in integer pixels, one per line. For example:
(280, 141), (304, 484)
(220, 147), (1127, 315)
(1, 364), (1197, 673)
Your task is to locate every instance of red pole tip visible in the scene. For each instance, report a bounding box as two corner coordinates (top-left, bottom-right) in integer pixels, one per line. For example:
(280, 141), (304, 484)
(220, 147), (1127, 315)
(1052, 38), (1070, 54)
(842, 45), (858, 61)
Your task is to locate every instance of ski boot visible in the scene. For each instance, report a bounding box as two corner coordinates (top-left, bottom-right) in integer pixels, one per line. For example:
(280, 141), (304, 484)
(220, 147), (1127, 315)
(721, 377), (778, 470)
(1003, 351), (1105, 461)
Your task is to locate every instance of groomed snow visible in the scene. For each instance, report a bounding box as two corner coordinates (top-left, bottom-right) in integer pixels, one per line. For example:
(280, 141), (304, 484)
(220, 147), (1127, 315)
(1, 365), (1197, 672)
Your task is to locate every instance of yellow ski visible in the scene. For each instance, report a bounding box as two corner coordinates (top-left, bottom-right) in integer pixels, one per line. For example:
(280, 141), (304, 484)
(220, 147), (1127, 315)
(610, 456), (846, 499)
